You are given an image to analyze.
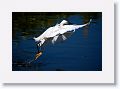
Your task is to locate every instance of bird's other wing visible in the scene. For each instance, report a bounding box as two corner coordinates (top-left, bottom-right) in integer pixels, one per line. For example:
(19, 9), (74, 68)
(52, 35), (59, 44)
(61, 31), (74, 41)
(62, 35), (67, 40)
(46, 31), (73, 44)
(55, 31), (73, 42)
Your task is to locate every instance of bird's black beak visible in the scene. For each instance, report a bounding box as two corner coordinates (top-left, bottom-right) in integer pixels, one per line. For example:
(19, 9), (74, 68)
(36, 43), (40, 53)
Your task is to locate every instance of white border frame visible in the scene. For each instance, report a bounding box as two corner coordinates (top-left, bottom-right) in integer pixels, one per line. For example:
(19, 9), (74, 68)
(0, 0), (114, 83)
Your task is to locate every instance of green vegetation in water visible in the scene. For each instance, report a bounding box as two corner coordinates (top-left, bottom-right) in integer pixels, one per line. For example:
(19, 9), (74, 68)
(12, 12), (101, 40)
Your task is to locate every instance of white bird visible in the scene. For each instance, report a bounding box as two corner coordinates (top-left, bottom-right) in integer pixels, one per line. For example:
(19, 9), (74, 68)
(33, 19), (92, 52)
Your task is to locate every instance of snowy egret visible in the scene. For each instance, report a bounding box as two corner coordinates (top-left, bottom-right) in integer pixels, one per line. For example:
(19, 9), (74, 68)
(34, 19), (91, 46)
(33, 19), (92, 60)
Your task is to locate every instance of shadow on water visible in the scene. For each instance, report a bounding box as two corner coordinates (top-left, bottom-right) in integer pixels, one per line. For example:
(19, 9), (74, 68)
(12, 12), (102, 71)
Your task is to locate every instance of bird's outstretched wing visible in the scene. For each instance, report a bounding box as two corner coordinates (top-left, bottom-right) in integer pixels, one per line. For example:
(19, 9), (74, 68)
(59, 19), (92, 34)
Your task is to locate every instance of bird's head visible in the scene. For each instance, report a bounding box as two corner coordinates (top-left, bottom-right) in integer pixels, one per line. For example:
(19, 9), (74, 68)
(33, 37), (40, 42)
(33, 37), (37, 41)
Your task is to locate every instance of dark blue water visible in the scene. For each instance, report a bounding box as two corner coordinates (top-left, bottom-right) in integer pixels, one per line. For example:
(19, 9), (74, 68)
(12, 14), (102, 71)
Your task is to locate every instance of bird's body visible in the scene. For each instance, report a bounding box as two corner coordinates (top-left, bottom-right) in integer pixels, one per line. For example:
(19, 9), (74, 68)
(34, 19), (92, 47)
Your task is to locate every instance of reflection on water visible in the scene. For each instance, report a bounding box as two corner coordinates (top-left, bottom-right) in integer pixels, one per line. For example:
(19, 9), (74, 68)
(12, 12), (102, 71)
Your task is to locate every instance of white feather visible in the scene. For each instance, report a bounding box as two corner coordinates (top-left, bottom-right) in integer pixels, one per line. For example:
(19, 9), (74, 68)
(52, 35), (59, 44)
(62, 35), (67, 40)
(33, 19), (92, 46)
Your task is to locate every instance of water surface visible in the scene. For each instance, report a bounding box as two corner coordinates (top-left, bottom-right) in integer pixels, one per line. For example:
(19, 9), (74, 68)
(12, 12), (102, 71)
